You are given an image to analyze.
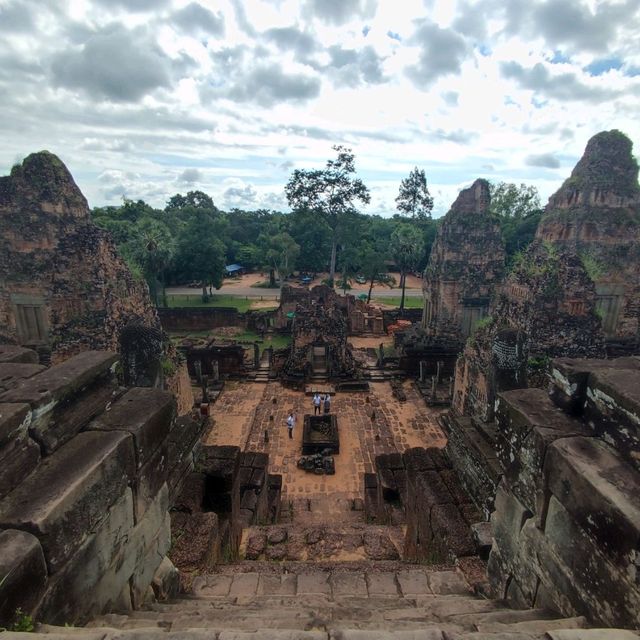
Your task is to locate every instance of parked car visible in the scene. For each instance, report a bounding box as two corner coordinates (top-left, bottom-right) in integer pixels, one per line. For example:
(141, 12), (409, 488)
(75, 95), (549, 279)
(355, 275), (367, 284)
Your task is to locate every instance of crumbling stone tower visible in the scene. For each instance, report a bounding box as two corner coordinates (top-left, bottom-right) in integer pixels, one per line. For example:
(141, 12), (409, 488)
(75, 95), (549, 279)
(422, 178), (505, 340)
(0, 151), (159, 364)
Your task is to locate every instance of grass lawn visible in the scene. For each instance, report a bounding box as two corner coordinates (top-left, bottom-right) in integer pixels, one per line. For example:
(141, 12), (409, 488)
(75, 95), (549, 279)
(168, 329), (291, 354)
(166, 294), (278, 312)
(372, 296), (423, 309)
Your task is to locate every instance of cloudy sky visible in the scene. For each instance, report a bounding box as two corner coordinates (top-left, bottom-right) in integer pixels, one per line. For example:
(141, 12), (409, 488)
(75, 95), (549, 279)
(1, 0), (639, 216)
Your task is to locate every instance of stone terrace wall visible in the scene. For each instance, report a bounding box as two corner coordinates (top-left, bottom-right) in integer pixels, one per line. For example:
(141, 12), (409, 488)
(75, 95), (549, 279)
(0, 348), (206, 627)
(366, 447), (484, 567)
(0, 151), (158, 364)
(158, 307), (246, 332)
(488, 356), (640, 628)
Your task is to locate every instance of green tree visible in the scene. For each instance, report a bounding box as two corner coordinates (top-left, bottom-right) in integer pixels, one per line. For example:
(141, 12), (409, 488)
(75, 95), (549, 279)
(396, 167), (434, 220)
(489, 182), (543, 259)
(174, 216), (226, 301)
(489, 182), (540, 219)
(285, 145), (370, 286)
(390, 225), (425, 312)
(358, 240), (392, 303)
(263, 232), (300, 289)
(166, 190), (216, 212)
(127, 217), (175, 307)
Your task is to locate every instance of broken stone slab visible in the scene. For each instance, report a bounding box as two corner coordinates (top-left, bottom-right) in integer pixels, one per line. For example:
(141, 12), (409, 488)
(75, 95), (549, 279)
(0, 529), (47, 626)
(89, 387), (175, 467)
(152, 554), (180, 602)
(0, 432), (41, 499)
(0, 350), (117, 410)
(0, 429), (135, 573)
(496, 388), (589, 513)
(0, 362), (46, 392)
(550, 357), (640, 416)
(544, 436), (640, 569)
(396, 569), (430, 597)
(0, 345), (39, 363)
(0, 402), (30, 447)
(584, 367), (640, 470)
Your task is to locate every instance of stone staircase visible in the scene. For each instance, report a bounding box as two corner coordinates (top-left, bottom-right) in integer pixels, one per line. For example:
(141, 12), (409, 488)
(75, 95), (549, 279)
(5, 563), (630, 639)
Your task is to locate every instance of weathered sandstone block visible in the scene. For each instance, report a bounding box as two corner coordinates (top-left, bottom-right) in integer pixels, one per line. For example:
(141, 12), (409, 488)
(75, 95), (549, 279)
(0, 345), (38, 364)
(0, 529), (47, 625)
(0, 432), (41, 499)
(0, 430), (135, 572)
(0, 402), (30, 447)
(544, 436), (640, 572)
(584, 367), (640, 469)
(88, 387), (175, 467)
(0, 363), (45, 392)
(544, 495), (640, 627)
(496, 389), (588, 513)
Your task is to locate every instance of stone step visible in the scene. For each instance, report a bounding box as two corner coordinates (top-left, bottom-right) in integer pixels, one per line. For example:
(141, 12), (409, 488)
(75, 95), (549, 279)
(19, 623), (613, 639)
(190, 568), (472, 600)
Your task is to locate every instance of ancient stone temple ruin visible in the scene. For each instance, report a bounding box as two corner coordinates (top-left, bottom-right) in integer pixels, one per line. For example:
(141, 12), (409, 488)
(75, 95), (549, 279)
(281, 285), (358, 383)
(0, 152), (159, 364)
(2, 133), (640, 638)
(422, 178), (505, 340)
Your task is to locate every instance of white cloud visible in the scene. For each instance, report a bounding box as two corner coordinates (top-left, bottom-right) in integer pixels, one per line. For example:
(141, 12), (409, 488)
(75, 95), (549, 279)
(0, 0), (637, 217)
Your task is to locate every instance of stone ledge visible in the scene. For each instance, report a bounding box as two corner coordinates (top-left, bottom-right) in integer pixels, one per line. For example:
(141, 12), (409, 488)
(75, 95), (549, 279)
(0, 430), (135, 573)
(544, 436), (640, 567)
(88, 387), (175, 467)
(0, 345), (39, 364)
(0, 351), (117, 411)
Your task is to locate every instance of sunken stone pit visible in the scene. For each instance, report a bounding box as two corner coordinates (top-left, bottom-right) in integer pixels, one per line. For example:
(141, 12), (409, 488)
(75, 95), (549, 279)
(302, 413), (340, 455)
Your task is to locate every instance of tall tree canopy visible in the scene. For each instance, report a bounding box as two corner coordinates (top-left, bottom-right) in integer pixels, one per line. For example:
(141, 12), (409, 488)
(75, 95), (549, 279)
(489, 182), (543, 258)
(174, 216), (226, 301)
(396, 167), (434, 220)
(285, 145), (370, 286)
(390, 224), (425, 312)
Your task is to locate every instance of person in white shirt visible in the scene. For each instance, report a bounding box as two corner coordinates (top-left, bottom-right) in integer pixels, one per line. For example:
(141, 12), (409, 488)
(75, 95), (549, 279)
(286, 412), (295, 439)
(313, 393), (321, 415)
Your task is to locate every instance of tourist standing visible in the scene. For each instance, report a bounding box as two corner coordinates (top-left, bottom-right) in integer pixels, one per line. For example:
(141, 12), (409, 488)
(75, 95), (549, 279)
(286, 412), (295, 439)
(323, 393), (331, 414)
(313, 393), (321, 415)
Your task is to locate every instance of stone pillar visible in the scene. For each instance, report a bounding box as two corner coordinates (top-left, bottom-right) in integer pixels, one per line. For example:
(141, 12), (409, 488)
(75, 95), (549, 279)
(378, 343), (385, 368)
(212, 361), (219, 382)
(193, 359), (202, 385)
(201, 375), (209, 403)
(436, 360), (443, 384)
(431, 375), (437, 401)
(253, 343), (260, 369)
(419, 360), (427, 382)
(267, 347), (273, 372)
